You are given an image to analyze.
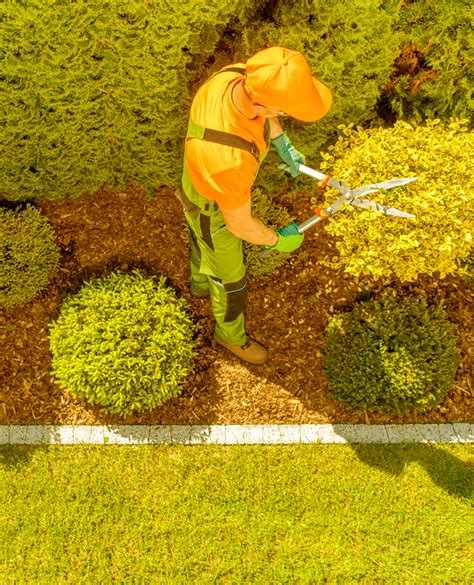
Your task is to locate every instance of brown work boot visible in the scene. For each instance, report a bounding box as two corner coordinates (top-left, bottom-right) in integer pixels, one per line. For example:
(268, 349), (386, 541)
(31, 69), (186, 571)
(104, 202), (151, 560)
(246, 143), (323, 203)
(213, 336), (268, 364)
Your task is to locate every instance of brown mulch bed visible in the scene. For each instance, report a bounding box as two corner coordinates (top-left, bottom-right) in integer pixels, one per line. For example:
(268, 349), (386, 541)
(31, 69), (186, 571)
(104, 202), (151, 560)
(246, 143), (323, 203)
(1, 185), (473, 426)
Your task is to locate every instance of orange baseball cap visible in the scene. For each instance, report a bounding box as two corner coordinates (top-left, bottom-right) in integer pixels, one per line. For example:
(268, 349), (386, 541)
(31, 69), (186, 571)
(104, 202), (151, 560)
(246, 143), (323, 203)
(244, 47), (332, 122)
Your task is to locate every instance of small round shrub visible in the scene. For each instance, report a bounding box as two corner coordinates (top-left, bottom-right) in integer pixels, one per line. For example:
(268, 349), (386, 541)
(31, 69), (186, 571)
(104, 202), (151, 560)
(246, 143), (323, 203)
(244, 188), (294, 280)
(49, 271), (197, 415)
(0, 205), (60, 308)
(324, 294), (460, 414)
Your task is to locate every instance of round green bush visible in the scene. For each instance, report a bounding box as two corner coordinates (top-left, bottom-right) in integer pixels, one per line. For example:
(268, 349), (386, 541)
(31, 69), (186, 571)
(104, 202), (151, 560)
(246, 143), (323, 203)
(324, 294), (460, 414)
(49, 271), (197, 415)
(0, 205), (60, 308)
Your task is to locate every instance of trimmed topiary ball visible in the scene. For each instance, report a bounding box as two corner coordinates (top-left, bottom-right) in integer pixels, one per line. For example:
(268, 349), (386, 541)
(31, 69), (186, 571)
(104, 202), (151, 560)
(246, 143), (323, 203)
(0, 205), (60, 308)
(324, 294), (460, 414)
(49, 271), (197, 415)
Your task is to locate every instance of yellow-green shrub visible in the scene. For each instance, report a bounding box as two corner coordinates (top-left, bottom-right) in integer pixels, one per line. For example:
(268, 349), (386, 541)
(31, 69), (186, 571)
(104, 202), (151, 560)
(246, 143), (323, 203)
(49, 271), (197, 415)
(0, 205), (60, 307)
(319, 119), (473, 281)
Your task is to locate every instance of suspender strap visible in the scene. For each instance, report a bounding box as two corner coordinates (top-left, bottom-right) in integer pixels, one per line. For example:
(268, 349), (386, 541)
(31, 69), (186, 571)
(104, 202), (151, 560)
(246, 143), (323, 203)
(206, 128), (259, 158)
(187, 119), (262, 161)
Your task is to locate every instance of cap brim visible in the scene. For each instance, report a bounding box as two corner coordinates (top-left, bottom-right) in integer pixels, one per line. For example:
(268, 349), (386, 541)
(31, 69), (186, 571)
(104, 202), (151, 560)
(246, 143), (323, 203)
(285, 78), (333, 122)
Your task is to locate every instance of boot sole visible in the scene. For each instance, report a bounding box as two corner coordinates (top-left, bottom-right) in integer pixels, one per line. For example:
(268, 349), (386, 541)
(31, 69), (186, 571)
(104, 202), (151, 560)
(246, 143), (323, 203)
(213, 336), (268, 364)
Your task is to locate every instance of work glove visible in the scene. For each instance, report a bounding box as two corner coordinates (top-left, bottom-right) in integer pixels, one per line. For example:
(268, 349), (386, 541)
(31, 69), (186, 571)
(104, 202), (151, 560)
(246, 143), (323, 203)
(269, 221), (304, 253)
(271, 132), (305, 177)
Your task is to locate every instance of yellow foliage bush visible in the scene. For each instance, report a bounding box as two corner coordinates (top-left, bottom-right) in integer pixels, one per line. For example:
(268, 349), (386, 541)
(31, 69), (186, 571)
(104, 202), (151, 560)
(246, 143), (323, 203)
(319, 119), (473, 281)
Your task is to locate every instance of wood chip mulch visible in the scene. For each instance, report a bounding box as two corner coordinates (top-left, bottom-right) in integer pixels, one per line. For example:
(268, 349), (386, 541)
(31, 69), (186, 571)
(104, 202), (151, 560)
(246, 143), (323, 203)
(1, 186), (472, 426)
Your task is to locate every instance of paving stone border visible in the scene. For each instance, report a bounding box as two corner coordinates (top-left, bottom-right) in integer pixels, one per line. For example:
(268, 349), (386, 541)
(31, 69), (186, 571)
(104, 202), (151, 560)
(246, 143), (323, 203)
(1, 423), (472, 445)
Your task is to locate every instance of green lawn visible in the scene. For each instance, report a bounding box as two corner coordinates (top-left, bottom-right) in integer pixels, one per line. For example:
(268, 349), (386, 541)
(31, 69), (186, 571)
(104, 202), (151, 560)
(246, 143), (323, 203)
(1, 444), (472, 583)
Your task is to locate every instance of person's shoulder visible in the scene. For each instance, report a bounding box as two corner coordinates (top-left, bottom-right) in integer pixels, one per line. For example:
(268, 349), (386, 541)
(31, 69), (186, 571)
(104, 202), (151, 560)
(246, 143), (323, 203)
(197, 62), (246, 94)
(214, 62), (246, 77)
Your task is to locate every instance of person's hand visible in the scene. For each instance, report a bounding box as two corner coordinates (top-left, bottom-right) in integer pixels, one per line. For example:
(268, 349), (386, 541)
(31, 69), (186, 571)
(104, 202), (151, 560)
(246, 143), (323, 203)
(271, 132), (306, 177)
(270, 221), (304, 253)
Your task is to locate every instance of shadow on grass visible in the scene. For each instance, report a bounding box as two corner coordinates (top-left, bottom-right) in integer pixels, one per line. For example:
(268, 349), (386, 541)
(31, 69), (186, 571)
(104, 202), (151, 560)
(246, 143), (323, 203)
(0, 445), (50, 470)
(351, 443), (474, 502)
(2, 438), (472, 505)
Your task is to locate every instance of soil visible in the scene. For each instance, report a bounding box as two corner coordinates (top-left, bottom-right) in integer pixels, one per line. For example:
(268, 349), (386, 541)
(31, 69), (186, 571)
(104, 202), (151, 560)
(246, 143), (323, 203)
(1, 185), (472, 426)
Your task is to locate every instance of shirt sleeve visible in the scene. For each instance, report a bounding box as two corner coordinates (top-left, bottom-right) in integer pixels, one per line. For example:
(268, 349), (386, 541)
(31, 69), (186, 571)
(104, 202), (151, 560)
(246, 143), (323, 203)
(185, 139), (258, 210)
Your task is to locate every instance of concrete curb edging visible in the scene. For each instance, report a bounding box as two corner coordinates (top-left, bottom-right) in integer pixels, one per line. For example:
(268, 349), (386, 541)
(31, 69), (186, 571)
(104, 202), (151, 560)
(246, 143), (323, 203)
(1, 423), (472, 445)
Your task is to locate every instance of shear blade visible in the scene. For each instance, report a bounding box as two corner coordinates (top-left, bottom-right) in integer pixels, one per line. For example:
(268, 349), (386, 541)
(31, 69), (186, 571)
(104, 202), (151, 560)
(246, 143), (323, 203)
(327, 177), (350, 196)
(354, 177), (418, 197)
(352, 198), (415, 218)
(351, 186), (380, 198)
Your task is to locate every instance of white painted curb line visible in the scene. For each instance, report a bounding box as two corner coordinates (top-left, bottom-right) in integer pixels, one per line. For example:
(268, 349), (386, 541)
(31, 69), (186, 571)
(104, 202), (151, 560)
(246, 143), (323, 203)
(1, 423), (472, 445)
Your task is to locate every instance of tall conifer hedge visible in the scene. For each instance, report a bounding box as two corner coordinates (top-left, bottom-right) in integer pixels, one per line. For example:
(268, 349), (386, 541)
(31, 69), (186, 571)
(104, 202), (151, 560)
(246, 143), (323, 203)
(383, 0), (472, 121)
(1, 0), (471, 202)
(1, 0), (240, 201)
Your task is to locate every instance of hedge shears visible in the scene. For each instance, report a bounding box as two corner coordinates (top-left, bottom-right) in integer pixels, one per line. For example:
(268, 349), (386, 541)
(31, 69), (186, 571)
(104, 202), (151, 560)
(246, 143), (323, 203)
(259, 162), (417, 257)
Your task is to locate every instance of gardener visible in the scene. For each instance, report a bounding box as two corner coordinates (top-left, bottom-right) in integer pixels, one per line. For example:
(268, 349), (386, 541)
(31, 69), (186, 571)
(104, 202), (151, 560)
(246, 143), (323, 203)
(179, 46), (332, 364)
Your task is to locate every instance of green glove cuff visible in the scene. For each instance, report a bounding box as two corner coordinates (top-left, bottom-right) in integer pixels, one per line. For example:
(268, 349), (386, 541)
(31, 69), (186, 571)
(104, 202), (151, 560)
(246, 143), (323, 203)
(271, 132), (305, 177)
(271, 131), (292, 151)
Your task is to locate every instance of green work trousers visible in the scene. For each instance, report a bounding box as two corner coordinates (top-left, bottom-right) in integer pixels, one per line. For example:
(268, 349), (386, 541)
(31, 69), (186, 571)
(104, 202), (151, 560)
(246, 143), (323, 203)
(182, 166), (248, 346)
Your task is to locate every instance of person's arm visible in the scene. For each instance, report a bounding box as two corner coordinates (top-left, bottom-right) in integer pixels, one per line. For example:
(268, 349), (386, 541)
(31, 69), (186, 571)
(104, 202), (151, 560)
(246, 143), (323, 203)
(220, 198), (278, 247)
(268, 116), (283, 139)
